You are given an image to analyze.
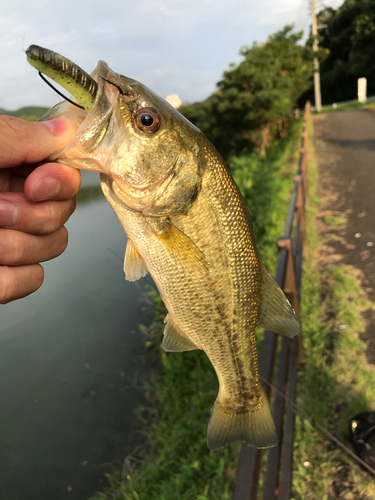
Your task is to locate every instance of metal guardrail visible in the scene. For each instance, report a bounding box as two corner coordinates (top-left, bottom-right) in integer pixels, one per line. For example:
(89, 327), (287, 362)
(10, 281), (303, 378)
(233, 101), (311, 500)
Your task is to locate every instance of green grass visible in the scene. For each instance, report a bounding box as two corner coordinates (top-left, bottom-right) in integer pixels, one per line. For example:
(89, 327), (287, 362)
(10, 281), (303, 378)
(90, 119), (305, 500)
(317, 100), (375, 115)
(90, 289), (240, 500)
(323, 215), (346, 226)
(292, 117), (375, 499)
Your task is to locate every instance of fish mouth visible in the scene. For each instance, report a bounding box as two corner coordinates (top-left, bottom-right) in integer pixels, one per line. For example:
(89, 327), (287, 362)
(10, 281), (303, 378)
(27, 46), (123, 173)
(27, 46), (174, 211)
(27, 45), (121, 164)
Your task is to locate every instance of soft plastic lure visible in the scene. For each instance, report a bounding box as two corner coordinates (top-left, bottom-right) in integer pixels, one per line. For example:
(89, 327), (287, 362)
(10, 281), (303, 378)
(26, 45), (97, 111)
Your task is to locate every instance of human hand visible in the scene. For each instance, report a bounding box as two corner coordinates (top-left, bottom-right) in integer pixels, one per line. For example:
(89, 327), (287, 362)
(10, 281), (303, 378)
(0, 115), (81, 304)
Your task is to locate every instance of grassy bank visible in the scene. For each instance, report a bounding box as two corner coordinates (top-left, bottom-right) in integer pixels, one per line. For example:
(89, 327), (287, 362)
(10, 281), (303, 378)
(292, 118), (375, 499)
(318, 100), (375, 114)
(90, 120), (304, 500)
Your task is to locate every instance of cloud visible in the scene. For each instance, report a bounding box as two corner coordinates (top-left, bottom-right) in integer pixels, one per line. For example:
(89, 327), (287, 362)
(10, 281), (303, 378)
(258, 0), (304, 27)
(258, 0), (345, 28)
(0, 0), (344, 110)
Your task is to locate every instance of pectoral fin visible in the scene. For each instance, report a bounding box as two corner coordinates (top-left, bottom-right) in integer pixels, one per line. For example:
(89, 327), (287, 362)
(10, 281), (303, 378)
(258, 263), (300, 338)
(162, 315), (199, 352)
(124, 240), (148, 281)
(149, 217), (208, 272)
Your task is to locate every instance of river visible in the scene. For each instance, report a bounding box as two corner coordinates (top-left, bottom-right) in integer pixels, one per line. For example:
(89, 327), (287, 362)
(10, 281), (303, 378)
(0, 171), (154, 500)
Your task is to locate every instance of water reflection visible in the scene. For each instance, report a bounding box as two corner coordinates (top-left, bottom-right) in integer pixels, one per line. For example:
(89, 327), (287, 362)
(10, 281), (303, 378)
(0, 171), (154, 500)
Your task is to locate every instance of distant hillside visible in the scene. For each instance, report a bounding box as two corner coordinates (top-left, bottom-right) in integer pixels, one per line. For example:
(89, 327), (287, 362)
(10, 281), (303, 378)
(0, 106), (49, 119)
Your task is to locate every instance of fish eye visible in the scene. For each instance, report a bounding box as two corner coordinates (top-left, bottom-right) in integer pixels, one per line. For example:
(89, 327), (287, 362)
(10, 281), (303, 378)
(136, 108), (160, 134)
(141, 114), (153, 126)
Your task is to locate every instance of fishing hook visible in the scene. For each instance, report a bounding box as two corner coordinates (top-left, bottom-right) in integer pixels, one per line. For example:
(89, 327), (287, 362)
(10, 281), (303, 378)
(38, 71), (85, 110)
(100, 76), (124, 95)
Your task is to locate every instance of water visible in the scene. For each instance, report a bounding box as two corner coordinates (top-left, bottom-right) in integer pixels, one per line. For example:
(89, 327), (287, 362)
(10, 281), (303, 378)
(0, 172), (154, 500)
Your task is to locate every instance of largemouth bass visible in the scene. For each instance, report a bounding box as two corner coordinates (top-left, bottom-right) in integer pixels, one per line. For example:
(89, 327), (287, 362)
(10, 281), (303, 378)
(27, 46), (300, 451)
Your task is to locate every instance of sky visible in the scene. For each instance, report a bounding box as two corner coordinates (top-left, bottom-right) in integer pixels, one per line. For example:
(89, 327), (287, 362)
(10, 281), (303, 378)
(0, 0), (344, 111)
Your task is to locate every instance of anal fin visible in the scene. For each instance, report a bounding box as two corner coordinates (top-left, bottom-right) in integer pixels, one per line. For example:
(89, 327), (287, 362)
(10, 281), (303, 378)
(162, 315), (199, 352)
(207, 386), (277, 451)
(258, 263), (300, 338)
(124, 240), (148, 281)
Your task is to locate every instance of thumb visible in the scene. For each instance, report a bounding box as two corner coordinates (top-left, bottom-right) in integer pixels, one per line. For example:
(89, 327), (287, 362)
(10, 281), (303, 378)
(0, 116), (77, 169)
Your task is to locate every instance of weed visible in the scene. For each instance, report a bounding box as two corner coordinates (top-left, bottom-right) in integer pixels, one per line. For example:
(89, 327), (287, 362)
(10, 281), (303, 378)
(292, 116), (375, 499)
(323, 215), (346, 226)
(90, 120), (304, 499)
(317, 101), (375, 115)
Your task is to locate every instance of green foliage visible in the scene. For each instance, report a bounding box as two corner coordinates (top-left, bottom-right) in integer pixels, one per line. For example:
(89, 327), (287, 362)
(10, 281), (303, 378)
(304, 0), (375, 104)
(0, 106), (49, 118)
(92, 113), (375, 500)
(17, 115), (40, 122)
(90, 117), (303, 500)
(180, 26), (314, 159)
(91, 289), (240, 500)
(230, 119), (303, 272)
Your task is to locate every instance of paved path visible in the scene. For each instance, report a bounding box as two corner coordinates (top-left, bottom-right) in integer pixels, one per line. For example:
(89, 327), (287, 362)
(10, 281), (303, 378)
(314, 109), (375, 363)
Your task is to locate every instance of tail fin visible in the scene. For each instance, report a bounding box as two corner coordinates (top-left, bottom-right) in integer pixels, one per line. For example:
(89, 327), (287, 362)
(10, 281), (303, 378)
(207, 387), (277, 451)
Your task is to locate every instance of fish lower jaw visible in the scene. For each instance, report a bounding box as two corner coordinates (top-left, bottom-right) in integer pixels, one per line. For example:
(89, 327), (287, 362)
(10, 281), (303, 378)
(57, 156), (103, 173)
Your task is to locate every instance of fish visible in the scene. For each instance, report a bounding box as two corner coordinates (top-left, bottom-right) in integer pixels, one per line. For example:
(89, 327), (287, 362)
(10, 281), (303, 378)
(27, 45), (300, 451)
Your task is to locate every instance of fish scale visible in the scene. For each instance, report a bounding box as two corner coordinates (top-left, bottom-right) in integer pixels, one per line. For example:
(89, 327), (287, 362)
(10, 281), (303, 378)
(202, 148), (262, 406)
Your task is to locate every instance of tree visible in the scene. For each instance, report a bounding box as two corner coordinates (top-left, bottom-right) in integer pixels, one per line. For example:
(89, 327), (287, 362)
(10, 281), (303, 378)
(308, 0), (375, 104)
(180, 26), (314, 158)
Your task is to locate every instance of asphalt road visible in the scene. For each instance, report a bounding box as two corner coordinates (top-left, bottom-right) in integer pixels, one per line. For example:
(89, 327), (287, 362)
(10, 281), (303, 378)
(314, 108), (375, 363)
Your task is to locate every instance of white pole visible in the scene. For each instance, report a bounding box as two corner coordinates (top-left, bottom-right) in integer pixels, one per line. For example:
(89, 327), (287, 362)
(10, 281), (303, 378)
(311, 0), (322, 112)
(358, 78), (367, 103)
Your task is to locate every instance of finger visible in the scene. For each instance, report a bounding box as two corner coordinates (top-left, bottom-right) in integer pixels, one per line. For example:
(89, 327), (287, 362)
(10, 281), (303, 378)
(0, 193), (76, 234)
(0, 226), (68, 265)
(0, 116), (76, 169)
(24, 162), (81, 202)
(0, 264), (44, 304)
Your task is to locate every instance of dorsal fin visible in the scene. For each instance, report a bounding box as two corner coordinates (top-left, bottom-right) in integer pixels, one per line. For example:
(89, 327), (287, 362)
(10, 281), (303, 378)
(258, 263), (300, 338)
(124, 239), (148, 281)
